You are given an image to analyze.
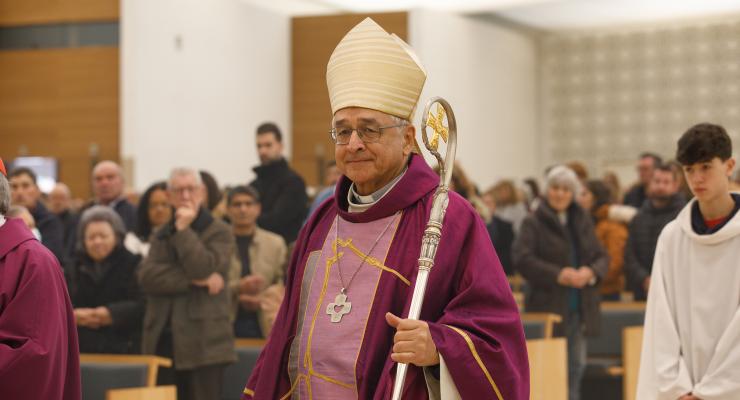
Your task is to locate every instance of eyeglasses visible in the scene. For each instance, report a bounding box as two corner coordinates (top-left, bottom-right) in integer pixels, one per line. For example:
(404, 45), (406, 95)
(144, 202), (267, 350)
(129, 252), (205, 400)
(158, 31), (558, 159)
(170, 186), (199, 195)
(329, 124), (406, 145)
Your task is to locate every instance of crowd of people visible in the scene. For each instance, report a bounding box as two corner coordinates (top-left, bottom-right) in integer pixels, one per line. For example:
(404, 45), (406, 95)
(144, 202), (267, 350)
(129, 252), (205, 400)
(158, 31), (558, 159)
(4, 119), (740, 400)
(3, 18), (740, 400)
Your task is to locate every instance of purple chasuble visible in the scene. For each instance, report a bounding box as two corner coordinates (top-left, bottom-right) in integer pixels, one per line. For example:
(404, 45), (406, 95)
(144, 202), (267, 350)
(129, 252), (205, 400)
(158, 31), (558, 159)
(243, 154), (529, 400)
(0, 218), (81, 400)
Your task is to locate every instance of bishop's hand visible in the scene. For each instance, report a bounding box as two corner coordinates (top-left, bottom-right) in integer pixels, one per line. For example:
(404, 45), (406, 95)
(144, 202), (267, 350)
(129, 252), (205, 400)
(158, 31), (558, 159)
(385, 312), (440, 367)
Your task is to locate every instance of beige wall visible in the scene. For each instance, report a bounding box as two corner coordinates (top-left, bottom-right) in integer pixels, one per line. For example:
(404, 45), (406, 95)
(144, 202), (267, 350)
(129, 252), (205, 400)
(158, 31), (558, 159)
(540, 16), (740, 184)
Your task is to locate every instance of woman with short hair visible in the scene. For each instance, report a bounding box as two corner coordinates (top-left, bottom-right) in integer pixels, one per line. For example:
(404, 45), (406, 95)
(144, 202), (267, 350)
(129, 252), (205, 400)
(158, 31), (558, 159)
(513, 165), (609, 400)
(67, 205), (143, 354)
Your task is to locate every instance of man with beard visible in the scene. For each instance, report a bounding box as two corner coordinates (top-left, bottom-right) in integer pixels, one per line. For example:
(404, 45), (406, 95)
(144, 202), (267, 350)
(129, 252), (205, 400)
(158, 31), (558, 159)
(623, 163), (685, 300)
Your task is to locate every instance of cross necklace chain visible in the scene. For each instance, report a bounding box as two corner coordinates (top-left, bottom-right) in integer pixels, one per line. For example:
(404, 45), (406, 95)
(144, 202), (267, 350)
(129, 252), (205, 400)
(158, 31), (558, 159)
(326, 213), (400, 323)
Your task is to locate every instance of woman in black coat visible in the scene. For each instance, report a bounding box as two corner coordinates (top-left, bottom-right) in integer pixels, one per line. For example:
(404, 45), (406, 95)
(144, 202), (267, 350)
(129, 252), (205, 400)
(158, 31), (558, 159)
(512, 166), (609, 400)
(67, 205), (143, 354)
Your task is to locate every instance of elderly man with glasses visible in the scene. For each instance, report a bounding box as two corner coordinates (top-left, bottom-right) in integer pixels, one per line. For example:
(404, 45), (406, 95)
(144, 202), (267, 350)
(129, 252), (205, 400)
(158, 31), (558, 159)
(138, 167), (235, 400)
(241, 18), (529, 400)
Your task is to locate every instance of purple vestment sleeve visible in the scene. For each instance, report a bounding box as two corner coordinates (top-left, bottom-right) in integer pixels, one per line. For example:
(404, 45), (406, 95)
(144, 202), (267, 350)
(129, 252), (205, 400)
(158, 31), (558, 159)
(426, 203), (529, 400)
(0, 218), (81, 400)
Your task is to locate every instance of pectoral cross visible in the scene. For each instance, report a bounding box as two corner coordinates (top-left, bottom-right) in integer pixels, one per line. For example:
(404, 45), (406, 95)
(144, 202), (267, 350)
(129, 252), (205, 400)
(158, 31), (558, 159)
(326, 291), (352, 323)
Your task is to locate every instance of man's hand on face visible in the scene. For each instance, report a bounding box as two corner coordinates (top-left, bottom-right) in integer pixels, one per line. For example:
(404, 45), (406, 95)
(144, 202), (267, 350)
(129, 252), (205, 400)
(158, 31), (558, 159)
(175, 204), (198, 231)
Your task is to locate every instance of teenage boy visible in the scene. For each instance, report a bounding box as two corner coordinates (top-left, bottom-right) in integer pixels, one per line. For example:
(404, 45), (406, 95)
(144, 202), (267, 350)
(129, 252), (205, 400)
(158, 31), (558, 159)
(637, 123), (740, 400)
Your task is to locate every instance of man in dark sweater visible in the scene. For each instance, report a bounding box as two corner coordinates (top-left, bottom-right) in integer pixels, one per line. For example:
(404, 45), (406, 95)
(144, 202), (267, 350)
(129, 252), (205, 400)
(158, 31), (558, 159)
(249, 122), (308, 244)
(624, 152), (663, 208)
(8, 167), (66, 263)
(48, 182), (78, 262)
(623, 163), (685, 300)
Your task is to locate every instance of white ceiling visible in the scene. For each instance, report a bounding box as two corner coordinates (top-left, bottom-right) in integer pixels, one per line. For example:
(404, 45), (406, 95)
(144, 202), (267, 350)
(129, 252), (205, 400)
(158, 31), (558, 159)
(241, 0), (740, 30)
(494, 0), (740, 31)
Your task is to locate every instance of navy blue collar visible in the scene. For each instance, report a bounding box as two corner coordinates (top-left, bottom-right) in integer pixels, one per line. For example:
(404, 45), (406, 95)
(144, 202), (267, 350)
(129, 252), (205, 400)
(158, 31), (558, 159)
(691, 193), (740, 235)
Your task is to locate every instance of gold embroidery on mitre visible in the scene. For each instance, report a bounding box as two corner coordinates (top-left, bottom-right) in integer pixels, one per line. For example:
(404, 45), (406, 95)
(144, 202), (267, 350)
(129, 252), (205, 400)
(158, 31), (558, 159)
(326, 17), (427, 121)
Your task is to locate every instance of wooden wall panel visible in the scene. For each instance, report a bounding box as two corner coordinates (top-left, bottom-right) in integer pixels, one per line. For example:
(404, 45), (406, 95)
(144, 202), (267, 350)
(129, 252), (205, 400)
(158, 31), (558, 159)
(0, 47), (119, 199)
(291, 12), (407, 186)
(0, 0), (119, 26)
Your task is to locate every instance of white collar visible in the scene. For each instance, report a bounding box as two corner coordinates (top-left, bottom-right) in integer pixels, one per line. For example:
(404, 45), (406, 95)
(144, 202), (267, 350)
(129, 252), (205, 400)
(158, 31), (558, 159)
(347, 167), (407, 213)
(0, 215), (5, 228)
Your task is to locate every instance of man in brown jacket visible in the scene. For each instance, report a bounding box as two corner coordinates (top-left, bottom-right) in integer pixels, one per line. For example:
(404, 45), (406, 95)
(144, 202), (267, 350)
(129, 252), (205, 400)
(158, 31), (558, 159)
(225, 185), (287, 338)
(138, 167), (235, 400)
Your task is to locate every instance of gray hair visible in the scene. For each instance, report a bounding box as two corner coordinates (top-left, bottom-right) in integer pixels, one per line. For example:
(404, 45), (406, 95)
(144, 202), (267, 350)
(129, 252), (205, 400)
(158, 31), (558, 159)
(545, 165), (582, 195)
(0, 174), (9, 216)
(76, 205), (127, 252)
(167, 167), (202, 189)
(389, 115), (410, 127)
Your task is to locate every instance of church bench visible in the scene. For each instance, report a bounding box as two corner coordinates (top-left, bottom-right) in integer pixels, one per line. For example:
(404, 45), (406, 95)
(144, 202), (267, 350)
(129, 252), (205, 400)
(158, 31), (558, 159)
(622, 326), (644, 400)
(527, 338), (567, 400)
(581, 302), (645, 400)
(80, 354), (173, 400)
(222, 339), (267, 400)
(586, 302), (645, 374)
(80, 354), (173, 387)
(521, 312), (562, 339)
(106, 385), (176, 400)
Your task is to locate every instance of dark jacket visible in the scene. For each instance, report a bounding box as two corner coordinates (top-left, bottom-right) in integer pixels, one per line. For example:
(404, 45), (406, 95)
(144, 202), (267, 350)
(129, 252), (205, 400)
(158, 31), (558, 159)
(112, 199), (138, 233)
(80, 198), (138, 233)
(56, 209), (79, 265)
(31, 201), (66, 263)
(512, 202), (609, 336)
(67, 246), (143, 354)
(137, 208), (236, 370)
(487, 216), (515, 275)
(623, 183), (647, 208)
(623, 193), (685, 300)
(250, 158), (308, 244)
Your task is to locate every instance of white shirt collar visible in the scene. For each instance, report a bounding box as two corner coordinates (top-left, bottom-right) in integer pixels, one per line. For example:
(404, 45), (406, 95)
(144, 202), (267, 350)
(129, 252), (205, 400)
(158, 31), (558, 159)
(347, 167), (407, 213)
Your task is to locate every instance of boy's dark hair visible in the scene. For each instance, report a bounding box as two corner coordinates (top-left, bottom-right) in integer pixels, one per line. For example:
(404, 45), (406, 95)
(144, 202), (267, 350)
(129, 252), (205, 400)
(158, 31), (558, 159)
(8, 167), (37, 185)
(256, 122), (283, 143)
(227, 185), (260, 206)
(676, 123), (732, 165)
